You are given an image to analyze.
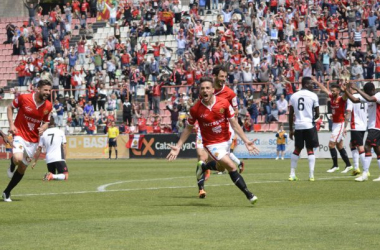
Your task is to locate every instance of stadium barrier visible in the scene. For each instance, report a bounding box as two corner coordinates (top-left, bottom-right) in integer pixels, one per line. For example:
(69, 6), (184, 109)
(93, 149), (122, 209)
(129, 134), (196, 159)
(66, 135), (130, 159)
(233, 132), (355, 159)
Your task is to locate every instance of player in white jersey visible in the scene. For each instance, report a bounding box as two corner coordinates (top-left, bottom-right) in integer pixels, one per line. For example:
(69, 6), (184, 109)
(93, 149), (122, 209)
(288, 77), (320, 181)
(344, 87), (368, 176)
(31, 119), (69, 181)
(344, 82), (380, 182)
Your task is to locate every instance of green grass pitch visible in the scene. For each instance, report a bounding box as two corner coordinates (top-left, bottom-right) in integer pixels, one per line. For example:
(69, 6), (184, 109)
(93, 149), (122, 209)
(1, 158), (380, 250)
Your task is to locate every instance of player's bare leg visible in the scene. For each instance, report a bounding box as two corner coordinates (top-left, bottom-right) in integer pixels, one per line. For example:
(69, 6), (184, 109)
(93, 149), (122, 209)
(3, 152), (27, 202)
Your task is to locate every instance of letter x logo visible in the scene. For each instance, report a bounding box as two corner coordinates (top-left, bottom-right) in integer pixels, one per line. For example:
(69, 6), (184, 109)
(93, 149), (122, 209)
(132, 138), (155, 156)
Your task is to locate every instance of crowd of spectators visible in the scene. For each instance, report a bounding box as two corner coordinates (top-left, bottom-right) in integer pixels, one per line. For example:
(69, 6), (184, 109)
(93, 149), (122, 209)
(2, 0), (380, 134)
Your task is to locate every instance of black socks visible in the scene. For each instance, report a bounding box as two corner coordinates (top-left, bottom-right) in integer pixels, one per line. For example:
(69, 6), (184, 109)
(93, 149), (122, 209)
(229, 170), (253, 199)
(330, 148), (338, 167)
(339, 148), (352, 167)
(4, 170), (24, 195)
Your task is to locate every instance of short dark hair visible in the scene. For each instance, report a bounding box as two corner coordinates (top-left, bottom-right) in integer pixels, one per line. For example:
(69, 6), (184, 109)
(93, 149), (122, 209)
(37, 80), (52, 88)
(199, 76), (213, 85)
(301, 76), (312, 87)
(363, 82), (375, 93)
(212, 65), (228, 76)
(330, 84), (340, 90)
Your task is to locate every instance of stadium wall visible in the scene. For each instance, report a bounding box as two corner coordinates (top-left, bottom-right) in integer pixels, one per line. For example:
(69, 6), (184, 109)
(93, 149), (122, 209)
(0, 0), (27, 18)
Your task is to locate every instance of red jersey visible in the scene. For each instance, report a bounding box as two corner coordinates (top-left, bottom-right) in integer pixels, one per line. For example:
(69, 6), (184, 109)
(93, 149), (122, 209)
(12, 93), (52, 143)
(214, 85), (238, 109)
(329, 94), (346, 123)
(138, 118), (147, 132)
(326, 28), (337, 41)
(188, 96), (234, 146)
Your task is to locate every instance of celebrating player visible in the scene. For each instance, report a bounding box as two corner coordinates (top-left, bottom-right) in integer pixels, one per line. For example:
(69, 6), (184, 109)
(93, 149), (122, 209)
(3, 80), (52, 202)
(167, 77), (259, 205)
(195, 65), (244, 199)
(342, 84), (368, 176)
(31, 118), (69, 181)
(288, 77), (320, 181)
(343, 82), (380, 182)
(313, 78), (352, 173)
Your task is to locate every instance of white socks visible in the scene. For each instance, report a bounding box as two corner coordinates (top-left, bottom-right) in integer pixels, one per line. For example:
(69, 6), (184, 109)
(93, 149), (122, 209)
(308, 154), (315, 178)
(352, 149), (359, 170)
(290, 153), (299, 177)
(53, 174), (66, 180)
(363, 155), (372, 174)
(229, 152), (241, 165)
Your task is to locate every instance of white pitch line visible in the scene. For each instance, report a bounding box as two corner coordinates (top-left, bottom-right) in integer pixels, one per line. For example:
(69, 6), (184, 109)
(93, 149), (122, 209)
(11, 176), (353, 198)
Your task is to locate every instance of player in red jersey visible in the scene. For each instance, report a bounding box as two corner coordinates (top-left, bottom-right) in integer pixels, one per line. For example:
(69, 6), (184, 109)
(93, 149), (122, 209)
(3, 80), (52, 202)
(314, 78), (352, 173)
(195, 65), (244, 198)
(167, 77), (259, 205)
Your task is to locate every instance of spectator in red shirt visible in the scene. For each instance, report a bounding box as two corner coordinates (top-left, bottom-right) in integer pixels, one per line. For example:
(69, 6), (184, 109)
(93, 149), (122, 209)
(16, 61), (26, 87)
(138, 115), (147, 134)
(152, 81), (164, 115)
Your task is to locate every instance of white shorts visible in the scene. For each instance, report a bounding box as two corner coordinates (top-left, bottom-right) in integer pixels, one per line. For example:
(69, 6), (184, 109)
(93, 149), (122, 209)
(195, 128), (203, 149)
(205, 142), (229, 161)
(330, 123), (345, 143)
(12, 136), (38, 166)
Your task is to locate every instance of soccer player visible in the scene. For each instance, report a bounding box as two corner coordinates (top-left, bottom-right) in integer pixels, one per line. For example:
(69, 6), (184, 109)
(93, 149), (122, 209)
(3, 80), (52, 202)
(107, 121), (119, 160)
(343, 82), (380, 182)
(31, 118), (69, 181)
(313, 78), (352, 173)
(195, 65), (244, 198)
(343, 84), (368, 176)
(167, 77), (259, 205)
(288, 77), (320, 181)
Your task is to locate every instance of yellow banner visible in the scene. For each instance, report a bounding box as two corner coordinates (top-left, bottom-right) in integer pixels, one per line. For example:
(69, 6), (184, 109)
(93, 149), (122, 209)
(66, 135), (130, 159)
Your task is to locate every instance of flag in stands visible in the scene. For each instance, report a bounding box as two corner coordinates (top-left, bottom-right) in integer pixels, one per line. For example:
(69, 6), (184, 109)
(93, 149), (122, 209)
(126, 135), (144, 149)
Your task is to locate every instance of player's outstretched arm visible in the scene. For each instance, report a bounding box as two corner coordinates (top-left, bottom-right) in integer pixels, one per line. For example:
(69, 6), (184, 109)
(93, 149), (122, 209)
(7, 104), (17, 135)
(350, 83), (376, 102)
(38, 122), (49, 136)
(311, 76), (330, 95)
(31, 146), (42, 169)
(342, 84), (361, 103)
(167, 125), (193, 161)
(0, 130), (11, 146)
(229, 117), (259, 155)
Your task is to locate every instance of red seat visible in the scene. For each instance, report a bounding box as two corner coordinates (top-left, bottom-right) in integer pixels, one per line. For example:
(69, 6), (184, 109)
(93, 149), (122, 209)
(269, 123), (278, 132)
(260, 124), (269, 132)
(253, 124), (261, 132)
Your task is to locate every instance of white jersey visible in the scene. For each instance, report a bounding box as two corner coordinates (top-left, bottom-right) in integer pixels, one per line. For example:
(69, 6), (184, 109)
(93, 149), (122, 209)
(289, 89), (319, 130)
(346, 93), (368, 131)
(361, 92), (380, 130)
(39, 127), (66, 164)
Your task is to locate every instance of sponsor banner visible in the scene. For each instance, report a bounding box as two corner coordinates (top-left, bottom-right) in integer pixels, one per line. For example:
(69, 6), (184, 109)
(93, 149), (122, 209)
(234, 132), (359, 159)
(66, 135), (129, 159)
(130, 134), (196, 158)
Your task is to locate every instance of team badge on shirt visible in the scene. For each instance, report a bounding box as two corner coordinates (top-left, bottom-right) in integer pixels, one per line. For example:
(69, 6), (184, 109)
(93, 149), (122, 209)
(219, 108), (224, 114)
(44, 110), (49, 115)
